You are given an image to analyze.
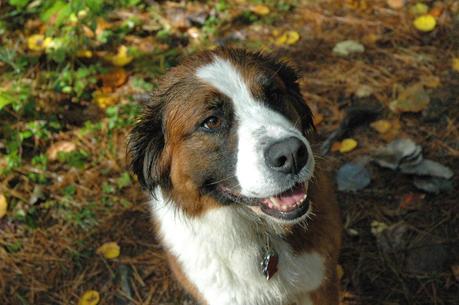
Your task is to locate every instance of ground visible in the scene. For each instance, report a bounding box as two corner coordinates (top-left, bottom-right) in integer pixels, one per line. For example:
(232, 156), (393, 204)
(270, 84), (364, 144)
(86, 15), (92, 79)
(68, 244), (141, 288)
(0, 1), (458, 305)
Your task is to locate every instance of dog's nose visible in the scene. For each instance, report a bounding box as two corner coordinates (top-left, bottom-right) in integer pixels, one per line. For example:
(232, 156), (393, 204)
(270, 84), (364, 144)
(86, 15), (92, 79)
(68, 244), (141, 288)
(264, 137), (308, 174)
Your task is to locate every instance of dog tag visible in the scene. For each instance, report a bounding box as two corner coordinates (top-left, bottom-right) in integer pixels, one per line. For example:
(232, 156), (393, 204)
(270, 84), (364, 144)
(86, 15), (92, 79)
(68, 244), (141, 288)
(261, 250), (278, 280)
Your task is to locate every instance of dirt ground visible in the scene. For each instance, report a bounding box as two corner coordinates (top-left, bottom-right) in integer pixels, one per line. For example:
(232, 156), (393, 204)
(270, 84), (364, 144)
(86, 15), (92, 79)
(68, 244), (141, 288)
(1, 1), (458, 305)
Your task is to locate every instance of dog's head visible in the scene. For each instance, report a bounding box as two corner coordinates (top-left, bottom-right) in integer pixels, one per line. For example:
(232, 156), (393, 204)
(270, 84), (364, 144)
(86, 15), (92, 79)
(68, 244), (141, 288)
(129, 48), (316, 224)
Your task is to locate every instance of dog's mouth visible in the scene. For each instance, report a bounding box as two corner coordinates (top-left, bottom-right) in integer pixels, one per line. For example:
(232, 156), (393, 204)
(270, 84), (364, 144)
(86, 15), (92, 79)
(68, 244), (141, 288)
(218, 182), (310, 221)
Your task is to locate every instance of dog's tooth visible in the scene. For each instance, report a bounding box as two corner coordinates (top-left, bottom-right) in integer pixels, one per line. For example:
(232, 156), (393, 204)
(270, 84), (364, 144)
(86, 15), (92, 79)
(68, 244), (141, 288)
(269, 197), (281, 208)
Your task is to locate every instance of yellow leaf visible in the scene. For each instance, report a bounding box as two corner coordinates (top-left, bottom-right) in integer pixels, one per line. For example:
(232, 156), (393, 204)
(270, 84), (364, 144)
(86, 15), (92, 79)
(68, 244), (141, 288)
(413, 15), (436, 32)
(92, 90), (117, 109)
(275, 31), (300, 46)
(250, 4), (270, 16)
(336, 264), (344, 280)
(339, 138), (358, 153)
(27, 35), (53, 52)
(76, 50), (93, 58)
(370, 120), (392, 134)
(111, 45), (133, 67)
(370, 220), (388, 235)
(96, 242), (120, 259)
(0, 194), (7, 218)
(78, 290), (100, 305)
(452, 58), (459, 72)
(410, 3), (429, 15)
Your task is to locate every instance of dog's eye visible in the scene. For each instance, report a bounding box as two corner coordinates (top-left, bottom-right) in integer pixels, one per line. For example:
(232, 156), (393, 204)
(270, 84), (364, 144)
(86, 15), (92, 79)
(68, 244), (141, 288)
(201, 116), (222, 130)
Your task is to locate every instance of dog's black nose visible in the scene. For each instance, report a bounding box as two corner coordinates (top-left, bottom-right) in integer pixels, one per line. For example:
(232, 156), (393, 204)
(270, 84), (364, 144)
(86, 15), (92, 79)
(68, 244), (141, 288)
(264, 137), (308, 174)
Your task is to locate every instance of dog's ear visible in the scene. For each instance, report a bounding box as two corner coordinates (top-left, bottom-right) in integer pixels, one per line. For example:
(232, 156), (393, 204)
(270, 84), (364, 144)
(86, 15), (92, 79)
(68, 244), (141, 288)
(272, 59), (315, 134)
(128, 95), (169, 192)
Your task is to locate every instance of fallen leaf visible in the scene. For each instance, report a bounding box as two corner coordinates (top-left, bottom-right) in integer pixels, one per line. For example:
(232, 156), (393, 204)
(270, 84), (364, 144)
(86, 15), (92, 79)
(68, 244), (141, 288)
(78, 290), (100, 305)
(371, 220), (388, 235)
(452, 58), (459, 72)
(400, 159), (454, 179)
(336, 264), (344, 280)
(410, 3), (429, 15)
(27, 34), (53, 52)
(339, 138), (358, 153)
(336, 162), (371, 192)
(333, 40), (365, 57)
(47, 141), (77, 161)
(275, 31), (300, 46)
(187, 27), (201, 39)
(97, 242), (120, 259)
(413, 15), (437, 32)
(331, 142), (342, 152)
(313, 113), (324, 126)
(76, 50), (93, 58)
(0, 194), (7, 218)
(399, 193), (425, 210)
(372, 138), (422, 170)
(370, 120), (392, 134)
(413, 177), (453, 194)
(250, 4), (270, 16)
(420, 75), (440, 88)
(387, 0), (405, 9)
(355, 84), (373, 98)
(99, 69), (128, 89)
(93, 90), (117, 109)
(390, 84), (430, 113)
(429, 4), (444, 18)
(110, 45), (133, 67)
(451, 265), (459, 282)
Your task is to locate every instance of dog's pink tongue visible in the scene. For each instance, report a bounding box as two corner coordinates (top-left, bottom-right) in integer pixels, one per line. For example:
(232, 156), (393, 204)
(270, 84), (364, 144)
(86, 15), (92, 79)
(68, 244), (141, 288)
(275, 184), (305, 206)
(260, 183), (307, 210)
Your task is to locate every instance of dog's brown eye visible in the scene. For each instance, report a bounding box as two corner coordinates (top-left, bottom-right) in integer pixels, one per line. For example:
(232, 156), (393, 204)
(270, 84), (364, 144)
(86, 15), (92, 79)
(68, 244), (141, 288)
(202, 116), (222, 130)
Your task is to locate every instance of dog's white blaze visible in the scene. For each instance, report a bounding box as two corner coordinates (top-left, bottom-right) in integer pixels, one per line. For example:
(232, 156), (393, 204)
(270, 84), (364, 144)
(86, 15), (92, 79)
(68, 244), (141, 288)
(152, 190), (324, 305)
(196, 56), (314, 198)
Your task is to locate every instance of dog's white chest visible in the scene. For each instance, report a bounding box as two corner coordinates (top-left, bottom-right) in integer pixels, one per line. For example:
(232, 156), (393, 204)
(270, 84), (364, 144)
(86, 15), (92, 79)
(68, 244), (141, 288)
(152, 195), (325, 305)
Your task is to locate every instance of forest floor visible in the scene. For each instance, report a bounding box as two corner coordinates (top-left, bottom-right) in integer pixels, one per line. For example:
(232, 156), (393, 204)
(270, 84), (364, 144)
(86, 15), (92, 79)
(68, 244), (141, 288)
(0, 1), (458, 305)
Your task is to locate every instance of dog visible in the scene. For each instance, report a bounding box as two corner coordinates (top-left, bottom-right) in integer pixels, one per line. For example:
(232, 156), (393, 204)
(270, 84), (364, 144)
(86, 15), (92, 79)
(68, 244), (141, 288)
(129, 48), (341, 305)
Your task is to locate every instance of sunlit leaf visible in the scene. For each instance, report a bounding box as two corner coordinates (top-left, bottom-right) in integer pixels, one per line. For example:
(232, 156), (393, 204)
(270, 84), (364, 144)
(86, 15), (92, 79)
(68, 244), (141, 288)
(27, 35), (53, 52)
(76, 50), (93, 58)
(336, 264), (344, 280)
(370, 220), (388, 236)
(78, 290), (100, 305)
(413, 15), (436, 32)
(110, 45), (133, 66)
(370, 120), (392, 134)
(275, 31), (300, 46)
(410, 3), (429, 15)
(93, 90), (117, 109)
(452, 58), (459, 72)
(96, 242), (120, 259)
(0, 194), (7, 218)
(339, 138), (358, 153)
(250, 4), (270, 16)
(333, 40), (365, 57)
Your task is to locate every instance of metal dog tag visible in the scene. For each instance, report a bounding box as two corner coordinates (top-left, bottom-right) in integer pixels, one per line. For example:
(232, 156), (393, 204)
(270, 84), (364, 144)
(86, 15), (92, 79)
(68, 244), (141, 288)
(261, 249), (278, 280)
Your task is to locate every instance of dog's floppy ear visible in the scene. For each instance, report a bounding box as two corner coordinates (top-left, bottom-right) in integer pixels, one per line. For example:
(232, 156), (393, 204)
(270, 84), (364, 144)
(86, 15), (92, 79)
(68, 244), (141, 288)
(272, 59), (315, 134)
(128, 94), (169, 191)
